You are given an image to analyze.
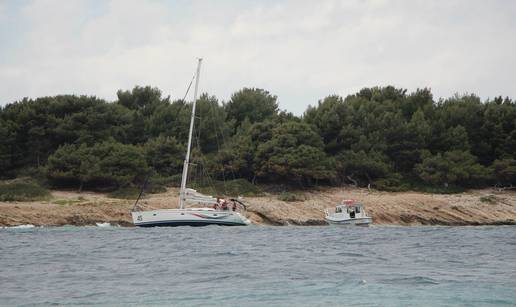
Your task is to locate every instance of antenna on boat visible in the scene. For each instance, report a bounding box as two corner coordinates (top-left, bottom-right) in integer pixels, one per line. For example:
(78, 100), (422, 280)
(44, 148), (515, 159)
(179, 58), (203, 209)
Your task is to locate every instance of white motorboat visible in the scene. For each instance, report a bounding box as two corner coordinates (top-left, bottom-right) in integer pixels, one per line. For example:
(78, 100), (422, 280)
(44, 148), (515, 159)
(131, 59), (250, 227)
(325, 199), (372, 226)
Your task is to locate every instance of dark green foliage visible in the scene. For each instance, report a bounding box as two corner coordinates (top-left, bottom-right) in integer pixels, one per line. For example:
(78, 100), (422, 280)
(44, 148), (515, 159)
(1, 85), (515, 193)
(304, 95), (347, 154)
(336, 150), (394, 185)
(116, 86), (166, 115)
(225, 88), (279, 128)
(144, 136), (184, 176)
(415, 150), (490, 186)
(210, 119), (276, 181)
(0, 119), (16, 176)
(195, 94), (232, 153)
(254, 121), (335, 185)
(491, 159), (516, 186)
(193, 179), (263, 197)
(0, 179), (50, 201)
(372, 177), (408, 192)
(46, 141), (149, 190)
(0, 95), (132, 172)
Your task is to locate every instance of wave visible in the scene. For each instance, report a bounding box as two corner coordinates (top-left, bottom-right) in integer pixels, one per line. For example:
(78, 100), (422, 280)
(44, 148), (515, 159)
(336, 252), (364, 257)
(381, 276), (440, 285)
(1, 223), (121, 229)
(1, 224), (36, 229)
(96, 222), (112, 227)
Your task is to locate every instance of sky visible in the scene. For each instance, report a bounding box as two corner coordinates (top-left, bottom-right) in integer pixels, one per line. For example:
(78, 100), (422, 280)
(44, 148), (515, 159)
(1, 0), (515, 114)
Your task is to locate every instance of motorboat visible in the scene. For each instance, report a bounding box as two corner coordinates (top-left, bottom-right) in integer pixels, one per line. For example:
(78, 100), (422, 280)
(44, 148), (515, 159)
(325, 199), (372, 226)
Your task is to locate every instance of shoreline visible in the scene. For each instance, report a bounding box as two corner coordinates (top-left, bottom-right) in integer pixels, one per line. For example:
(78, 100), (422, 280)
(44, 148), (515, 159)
(3, 222), (516, 229)
(1, 187), (515, 227)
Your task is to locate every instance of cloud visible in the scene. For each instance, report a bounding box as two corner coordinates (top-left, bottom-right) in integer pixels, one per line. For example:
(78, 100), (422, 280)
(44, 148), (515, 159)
(1, 0), (515, 114)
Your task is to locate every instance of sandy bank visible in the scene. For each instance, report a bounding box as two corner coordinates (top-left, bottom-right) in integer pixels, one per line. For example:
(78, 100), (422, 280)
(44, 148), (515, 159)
(1, 188), (515, 227)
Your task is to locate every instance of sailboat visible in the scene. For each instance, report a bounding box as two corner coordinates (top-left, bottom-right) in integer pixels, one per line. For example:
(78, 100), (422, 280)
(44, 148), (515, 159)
(131, 59), (250, 227)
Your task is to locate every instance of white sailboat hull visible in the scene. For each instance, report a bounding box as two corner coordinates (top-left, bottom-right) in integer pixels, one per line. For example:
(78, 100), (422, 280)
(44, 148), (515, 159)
(131, 208), (250, 227)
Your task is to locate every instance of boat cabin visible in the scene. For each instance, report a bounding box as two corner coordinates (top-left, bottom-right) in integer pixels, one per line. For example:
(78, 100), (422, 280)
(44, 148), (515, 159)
(328, 200), (368, 219)
(335, 204), (364, 218)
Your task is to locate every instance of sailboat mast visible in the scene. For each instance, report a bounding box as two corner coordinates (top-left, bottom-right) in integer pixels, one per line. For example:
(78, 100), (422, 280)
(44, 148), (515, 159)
(179, 58), (203, 209)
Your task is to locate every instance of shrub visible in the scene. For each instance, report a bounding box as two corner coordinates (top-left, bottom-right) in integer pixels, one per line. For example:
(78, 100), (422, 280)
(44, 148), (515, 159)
(0, 179), (50, 201)
(278, 192), (305, 202)
(373, 178), (410, 192)
(415, 150), (490, 187)
(479, 195), (498, 204)
(46, 141), (149, 190)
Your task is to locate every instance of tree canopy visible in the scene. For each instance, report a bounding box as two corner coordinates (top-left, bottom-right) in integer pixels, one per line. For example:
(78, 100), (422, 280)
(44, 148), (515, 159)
(1, 85), (514, 192)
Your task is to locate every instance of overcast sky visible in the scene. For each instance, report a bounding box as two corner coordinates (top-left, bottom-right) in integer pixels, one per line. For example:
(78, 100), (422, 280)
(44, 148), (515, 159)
(1, 0), (515, 114)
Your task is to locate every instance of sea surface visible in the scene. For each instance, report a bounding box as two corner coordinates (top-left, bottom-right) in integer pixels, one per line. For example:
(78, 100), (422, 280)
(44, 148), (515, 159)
(1, 225), (515, 306)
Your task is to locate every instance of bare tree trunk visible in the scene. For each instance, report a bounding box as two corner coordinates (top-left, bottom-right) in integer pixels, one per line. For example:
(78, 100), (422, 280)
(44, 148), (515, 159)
(346, 175), (358, 187)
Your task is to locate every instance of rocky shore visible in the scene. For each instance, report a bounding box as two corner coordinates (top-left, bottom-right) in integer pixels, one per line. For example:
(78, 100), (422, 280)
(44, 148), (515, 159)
(1, 187), (515, 227)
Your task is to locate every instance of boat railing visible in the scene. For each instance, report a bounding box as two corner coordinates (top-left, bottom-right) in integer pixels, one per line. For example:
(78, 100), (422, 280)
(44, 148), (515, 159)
(324, 208), (335, 216)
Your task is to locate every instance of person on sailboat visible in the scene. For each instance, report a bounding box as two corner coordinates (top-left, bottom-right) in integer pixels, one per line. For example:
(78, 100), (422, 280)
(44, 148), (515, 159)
(220, 199), (228, 211)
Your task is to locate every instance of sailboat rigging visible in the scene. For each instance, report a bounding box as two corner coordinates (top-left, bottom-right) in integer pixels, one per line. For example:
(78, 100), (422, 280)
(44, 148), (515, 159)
(131, 58), (250, 227)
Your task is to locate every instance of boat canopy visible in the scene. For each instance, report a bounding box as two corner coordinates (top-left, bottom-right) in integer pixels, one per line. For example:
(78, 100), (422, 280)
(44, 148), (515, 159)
(336, 203), (364, 209)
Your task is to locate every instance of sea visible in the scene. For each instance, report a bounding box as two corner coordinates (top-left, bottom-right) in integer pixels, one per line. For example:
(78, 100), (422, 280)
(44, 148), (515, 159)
(1, 225), (515, 306)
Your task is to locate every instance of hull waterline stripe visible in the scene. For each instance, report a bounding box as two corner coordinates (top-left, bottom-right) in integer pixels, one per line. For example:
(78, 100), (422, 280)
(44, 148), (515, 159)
(134, 220), (247, 227)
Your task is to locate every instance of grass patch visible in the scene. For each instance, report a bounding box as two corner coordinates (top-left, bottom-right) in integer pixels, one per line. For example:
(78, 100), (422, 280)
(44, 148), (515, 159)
(479, 195), (499, 204)
(0, 179), (51, 201)
(193, 179), (263, 197)
(52, 199), (84, 206)
(277, 192), (306, 202)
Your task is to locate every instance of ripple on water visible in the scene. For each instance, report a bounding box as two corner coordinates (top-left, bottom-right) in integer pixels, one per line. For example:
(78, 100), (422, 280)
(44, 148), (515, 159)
(380, 276), (440, 285)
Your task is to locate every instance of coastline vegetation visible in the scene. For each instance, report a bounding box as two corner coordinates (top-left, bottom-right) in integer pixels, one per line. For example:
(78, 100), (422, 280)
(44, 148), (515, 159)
(0, 86), (515, 196)
(0, 178), (50, 201)
(278, 192), (306, 202)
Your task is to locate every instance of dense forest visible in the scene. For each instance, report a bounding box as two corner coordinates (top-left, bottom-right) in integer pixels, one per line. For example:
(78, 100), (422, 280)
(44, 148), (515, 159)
(0, 86), (515, 194)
